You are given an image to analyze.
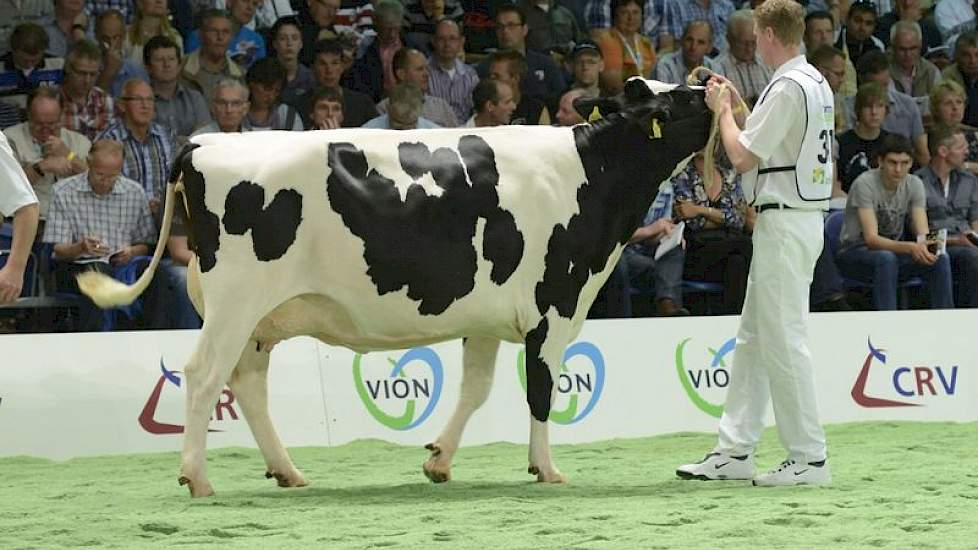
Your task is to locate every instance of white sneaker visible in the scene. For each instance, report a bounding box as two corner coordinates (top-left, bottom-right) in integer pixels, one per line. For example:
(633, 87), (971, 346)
(676, 452), (756, 481)
(752, 459), (831, 487)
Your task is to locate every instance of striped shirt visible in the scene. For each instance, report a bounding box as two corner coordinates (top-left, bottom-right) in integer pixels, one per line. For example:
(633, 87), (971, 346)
(712, 52), (771, 107)
(61, 86), (115, 142)
(662, 0), (736, 53)
(43, 172), (157, 254)
(584, 0), (669, 42)
(97, 121), (175, 200)
(427, 56), (479, 123)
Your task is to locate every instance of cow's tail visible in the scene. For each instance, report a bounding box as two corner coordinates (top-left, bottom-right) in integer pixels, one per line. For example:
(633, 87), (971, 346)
(77, 171), (184, 309)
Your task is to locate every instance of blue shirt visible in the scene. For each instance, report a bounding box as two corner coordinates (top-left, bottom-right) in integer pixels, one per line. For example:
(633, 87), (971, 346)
(185, 26), (267, 69)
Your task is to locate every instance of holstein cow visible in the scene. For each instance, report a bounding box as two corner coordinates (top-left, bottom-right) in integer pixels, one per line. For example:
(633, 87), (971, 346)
(79, 78), (711, 497)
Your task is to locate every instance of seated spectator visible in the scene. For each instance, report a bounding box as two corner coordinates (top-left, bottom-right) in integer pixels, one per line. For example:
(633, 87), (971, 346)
(465, 78), (516, 127)
(555, 88), (587, 125)
(0, 99), (22, 129)
(271, 16), (317, 106)
(672, 153), (754, 315)
(94, 10), (149, 98)
(567, 41), (603, 98)
(930, 79), (978, 176)
(835, 1), (884, 70)
(888, 21), (940, 114)
(346, 0), (425, 103)
(363, 82), (439, 129)
(875, 0), (942, 52)
(805, 10), (857, 98)
(661, 0), (736, 54)
(404, 0), (464, 48)
(307, 86), (344, 129)
(652, 20), (720, 86)
(835, 134), (953, 310)
(427, 19), (479, 123)
(584, 0), (672, 51)
(376, 48), (457, 127)
(488, 49), (550, 125)
(0, 1), (51, 60)
(147, 204), (201, 329)
(810, 44), (850, 132)
(245, 58), (303, 130)
(44, 0), (87, 58)
(598, 0), (655, 95)
(713, 9), (770, 107)
(4, 87), (89, 217)
(914, 124), (978, 308)
(181, 10), (246, 101)
(847, 50), (928, 165)
(297, 0), (343, 67)
(838, 82), (892, 193)
(98, 78), (173, 207)
(0, 23), (64, 109)
(61, 40), (114, 141)
(146, 35), (210, 141)
(43, 139), (157, 331)
(519, 0), (584, 56)
(620, 181), (688, 316)
(125, 0), (184, 72)
(186, 0), (267, 70)
(294, 39), (378, 128)
(193, 78), (253, 134)
(476, 5), (566, 110)
(941, 31), (978, 129)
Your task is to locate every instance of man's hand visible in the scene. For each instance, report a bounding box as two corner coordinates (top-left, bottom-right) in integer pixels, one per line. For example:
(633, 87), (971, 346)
(0, 264), (24, 303)
(317, 117), (341, 130)
(40, 156), (73, 177)
(149, 198), (161, 213)
(42, 136), (70, 158)
(909, 241), (937, 265)
(109, 246), (133, 266)
(651, 218), (675, 236)
(949, 233), (976, 247)
(79, 236), (105, 257)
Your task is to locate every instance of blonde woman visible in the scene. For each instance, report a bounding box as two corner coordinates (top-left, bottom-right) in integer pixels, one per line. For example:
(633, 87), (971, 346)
(125, 0), (184, 71)
(929, 79), (978, 175)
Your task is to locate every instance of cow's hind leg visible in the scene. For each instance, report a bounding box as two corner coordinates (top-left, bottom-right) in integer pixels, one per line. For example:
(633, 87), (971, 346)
(227, 342), (307, 489)
(525, 318), (568, 483)
(178, 315), (257, 497)
(424, 336), (500, 483)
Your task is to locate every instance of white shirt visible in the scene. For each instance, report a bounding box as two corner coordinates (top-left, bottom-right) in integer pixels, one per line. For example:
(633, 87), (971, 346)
(0, 132), (37, 217)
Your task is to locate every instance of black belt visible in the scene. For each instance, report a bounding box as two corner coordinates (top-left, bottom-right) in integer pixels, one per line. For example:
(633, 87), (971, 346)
(755, 203), (795, 213)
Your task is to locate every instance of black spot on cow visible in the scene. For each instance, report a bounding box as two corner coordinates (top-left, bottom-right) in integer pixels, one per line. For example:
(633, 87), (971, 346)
(174, 143), (222, 273)
(524, 318), (553, 422)
(326, 135), (524, 315)
(223, 181), (303, 262)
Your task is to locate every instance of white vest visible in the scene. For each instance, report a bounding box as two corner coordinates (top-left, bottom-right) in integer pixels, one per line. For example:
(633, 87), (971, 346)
(744, 63), (834, 209)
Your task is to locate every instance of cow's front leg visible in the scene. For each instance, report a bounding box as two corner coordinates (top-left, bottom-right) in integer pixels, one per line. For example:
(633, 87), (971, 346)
(228, 341), (307, 489)
(178, 317), (256, 497)
(424, 336), (500, 483)
(524, 318), (568, 483)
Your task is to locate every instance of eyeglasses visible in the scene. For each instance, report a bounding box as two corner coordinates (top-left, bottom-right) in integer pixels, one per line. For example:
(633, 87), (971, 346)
(214, 99), (247, 108)
(121, 96), (155, 104)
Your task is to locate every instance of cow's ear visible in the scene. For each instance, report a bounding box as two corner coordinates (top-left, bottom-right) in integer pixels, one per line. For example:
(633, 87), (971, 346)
(623, 78), (655, 104)
(574, 97), (621, 121)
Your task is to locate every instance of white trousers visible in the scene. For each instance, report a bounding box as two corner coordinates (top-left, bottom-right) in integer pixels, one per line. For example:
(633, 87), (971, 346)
(714, 209), (827, 464)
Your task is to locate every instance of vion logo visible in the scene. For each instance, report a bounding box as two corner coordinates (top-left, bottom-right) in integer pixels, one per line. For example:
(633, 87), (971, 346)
(139, 359), (240, 434)
(517, 341), (605, 424)
(353, 347), (444, 430)
(852, 338), (959, 408)
(676, 337), (736, 418)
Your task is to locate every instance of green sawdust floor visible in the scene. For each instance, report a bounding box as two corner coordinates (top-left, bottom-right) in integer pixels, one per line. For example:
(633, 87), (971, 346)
(1, 421), (977, 550)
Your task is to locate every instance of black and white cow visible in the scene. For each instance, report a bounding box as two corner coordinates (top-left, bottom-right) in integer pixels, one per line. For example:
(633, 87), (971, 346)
(79, 78), (711, 497)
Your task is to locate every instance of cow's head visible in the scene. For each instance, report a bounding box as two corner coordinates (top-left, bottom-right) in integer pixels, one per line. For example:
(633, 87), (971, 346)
(575, 77), (711, 152)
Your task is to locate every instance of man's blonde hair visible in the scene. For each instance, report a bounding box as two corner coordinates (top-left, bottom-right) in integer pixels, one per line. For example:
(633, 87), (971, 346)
(754, 0), (805, 47)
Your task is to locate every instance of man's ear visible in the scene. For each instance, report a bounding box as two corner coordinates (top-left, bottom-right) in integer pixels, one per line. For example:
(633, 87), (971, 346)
(574, 96), (621, 121)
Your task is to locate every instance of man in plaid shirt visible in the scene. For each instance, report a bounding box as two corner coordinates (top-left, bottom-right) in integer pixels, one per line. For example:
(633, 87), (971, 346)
(61, 40), (115, 141)
(662, 0), (736, 53)
(43, 139), (156, 329)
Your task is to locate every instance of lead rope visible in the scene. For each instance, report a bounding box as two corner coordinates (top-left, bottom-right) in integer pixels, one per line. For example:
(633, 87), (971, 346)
(685, 66), (750, 190)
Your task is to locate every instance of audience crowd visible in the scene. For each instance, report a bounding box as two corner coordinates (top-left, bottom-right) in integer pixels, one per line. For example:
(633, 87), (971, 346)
(2, 0), (978, 331)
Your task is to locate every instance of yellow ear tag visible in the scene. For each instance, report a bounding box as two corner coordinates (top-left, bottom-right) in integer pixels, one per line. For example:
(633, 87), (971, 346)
(650, 118), (662, 139)
(588, 106), (603, 122)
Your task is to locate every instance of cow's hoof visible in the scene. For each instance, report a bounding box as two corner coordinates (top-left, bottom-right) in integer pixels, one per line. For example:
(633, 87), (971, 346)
(528, 466), (567, 483)
(423, 443), (451, 483)
(265, 470), (308, 488)
(178, 475), (215, 498)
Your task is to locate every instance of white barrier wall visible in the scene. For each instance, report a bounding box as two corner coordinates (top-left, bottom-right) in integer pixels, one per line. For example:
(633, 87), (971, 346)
(1, 310), (975, 459)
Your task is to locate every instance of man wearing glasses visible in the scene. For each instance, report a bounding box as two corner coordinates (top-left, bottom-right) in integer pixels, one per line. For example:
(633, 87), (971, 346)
(192, 78), (253, 135)
(4, 87), (89, 217)
(97, 79), (174, 215)
(60, 40), (115, 141)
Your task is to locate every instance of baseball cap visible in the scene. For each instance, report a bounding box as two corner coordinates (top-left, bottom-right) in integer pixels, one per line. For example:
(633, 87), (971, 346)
(571, 41), (602, 60)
